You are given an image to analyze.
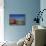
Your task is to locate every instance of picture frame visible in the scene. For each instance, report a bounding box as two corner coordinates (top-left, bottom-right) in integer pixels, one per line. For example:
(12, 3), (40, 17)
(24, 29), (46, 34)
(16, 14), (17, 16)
(9, 14), (25, 25)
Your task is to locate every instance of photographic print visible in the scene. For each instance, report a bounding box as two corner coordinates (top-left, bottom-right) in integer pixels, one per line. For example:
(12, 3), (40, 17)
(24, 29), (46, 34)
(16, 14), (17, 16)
(9, 14), (25, 25)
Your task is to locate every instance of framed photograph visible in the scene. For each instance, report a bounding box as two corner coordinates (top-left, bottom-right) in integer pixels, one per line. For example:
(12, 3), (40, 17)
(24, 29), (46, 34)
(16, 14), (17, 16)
(9, 14), (25, 25)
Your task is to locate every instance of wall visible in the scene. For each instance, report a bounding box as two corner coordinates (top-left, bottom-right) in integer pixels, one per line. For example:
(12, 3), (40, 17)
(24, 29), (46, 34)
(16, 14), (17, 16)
(4, 0), (40, 42)
(40, 0), (46, 27)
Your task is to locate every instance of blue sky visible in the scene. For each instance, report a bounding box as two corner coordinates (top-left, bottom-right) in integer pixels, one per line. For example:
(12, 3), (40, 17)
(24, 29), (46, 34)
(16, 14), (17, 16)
(9, 14), (25, 20)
